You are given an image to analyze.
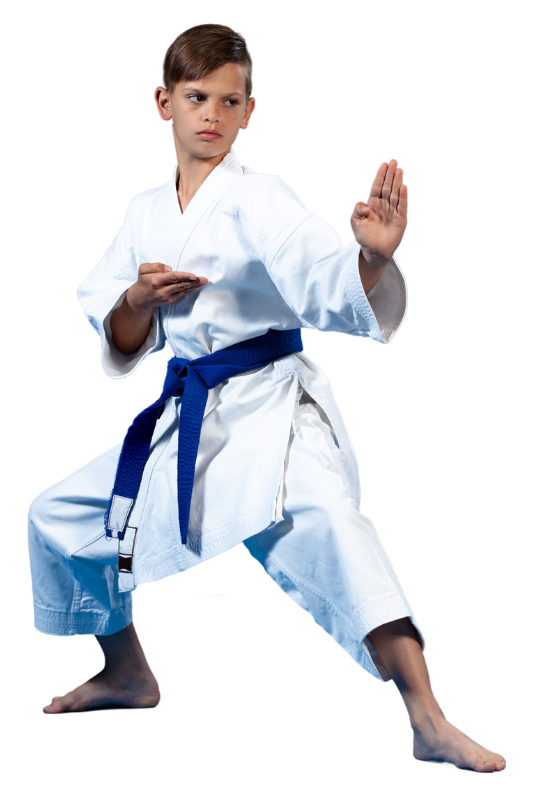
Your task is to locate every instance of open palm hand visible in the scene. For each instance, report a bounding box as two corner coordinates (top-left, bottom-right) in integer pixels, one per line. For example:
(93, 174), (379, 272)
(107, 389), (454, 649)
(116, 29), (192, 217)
(350, 159), (407, 263)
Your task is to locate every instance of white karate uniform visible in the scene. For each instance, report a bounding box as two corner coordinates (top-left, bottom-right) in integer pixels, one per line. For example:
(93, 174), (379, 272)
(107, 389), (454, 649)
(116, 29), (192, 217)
(28, 148), (422, 681)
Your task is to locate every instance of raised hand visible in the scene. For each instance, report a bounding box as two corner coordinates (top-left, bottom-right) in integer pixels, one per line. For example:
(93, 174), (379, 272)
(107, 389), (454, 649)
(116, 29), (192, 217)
(350, 159), (407, 265)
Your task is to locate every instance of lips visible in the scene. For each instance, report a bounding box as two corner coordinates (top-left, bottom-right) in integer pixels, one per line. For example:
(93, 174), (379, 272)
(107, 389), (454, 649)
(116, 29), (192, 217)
(198, 130), (222, 138)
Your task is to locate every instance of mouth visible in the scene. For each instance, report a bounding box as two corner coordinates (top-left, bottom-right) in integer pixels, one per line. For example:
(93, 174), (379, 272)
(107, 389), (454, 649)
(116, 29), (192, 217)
(197, 131), (222, 139)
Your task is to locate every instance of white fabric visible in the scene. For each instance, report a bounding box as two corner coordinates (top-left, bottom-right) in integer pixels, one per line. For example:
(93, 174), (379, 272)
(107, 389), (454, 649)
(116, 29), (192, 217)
(28, 148), (423, 680)
(75, 148), (408, 594)
(28, 385), (423, 681)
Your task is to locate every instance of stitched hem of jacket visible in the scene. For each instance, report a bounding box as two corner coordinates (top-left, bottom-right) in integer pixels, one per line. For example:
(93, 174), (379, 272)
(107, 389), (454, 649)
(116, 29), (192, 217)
(33, 598), (132, 637)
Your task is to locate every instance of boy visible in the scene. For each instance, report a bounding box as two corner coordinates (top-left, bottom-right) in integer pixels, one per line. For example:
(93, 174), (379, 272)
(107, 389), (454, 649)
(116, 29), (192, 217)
(28, 24), (505, 772)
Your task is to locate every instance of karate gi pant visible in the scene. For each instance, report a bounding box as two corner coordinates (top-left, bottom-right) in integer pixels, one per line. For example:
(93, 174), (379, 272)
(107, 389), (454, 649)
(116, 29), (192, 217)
(28, 392), (423, 682)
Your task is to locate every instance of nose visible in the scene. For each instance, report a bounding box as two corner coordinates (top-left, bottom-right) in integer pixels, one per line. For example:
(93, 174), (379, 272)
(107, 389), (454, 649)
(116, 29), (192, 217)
(203, 100), (220, 123)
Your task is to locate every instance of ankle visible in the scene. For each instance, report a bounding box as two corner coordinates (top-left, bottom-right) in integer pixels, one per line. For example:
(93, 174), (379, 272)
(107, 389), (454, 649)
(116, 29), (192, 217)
(403, 696), (445, 732)
(102, 659), (154, 681)
(408, 707), (447, 733)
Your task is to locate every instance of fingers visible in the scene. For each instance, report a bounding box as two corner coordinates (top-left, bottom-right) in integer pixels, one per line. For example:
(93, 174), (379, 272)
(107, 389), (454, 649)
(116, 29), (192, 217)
(367, 159), (406, 210)
(383, 167), (404, 211)
(165, 278), (208, 296)
(397, 183), (408, 223)
(139, 264), (203, 283)
(161, 272), (208, 287)
(369, 162), (388, 201)
(138, 262), (172, 275)
(139, 263), (208, 283)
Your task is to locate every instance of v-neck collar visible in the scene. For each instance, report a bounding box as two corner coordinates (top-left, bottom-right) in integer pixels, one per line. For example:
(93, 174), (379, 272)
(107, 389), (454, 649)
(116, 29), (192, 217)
(171, 147), (243, 218)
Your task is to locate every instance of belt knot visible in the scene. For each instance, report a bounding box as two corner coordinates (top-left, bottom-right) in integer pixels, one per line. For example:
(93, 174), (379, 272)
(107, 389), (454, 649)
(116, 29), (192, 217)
(104, 329), (303, 554)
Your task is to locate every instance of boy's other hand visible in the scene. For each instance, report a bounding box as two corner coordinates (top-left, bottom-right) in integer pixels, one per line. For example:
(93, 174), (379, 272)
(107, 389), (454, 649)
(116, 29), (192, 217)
(351, 159), (407, 267)
(127, 263), (209, 313)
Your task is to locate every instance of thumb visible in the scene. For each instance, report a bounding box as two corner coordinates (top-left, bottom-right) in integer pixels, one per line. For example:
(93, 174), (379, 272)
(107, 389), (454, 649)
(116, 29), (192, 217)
(351, 201), (370, 221)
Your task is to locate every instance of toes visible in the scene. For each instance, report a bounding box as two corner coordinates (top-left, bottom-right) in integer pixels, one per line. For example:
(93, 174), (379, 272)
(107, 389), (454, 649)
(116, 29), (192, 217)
(482, 761), (506, 772)
(44, 695), (67, 713)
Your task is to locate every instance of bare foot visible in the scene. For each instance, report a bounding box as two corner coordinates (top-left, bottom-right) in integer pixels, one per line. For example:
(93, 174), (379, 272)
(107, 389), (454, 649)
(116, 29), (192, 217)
(413, 714), (506, 772)
(43, 668), (160, 714)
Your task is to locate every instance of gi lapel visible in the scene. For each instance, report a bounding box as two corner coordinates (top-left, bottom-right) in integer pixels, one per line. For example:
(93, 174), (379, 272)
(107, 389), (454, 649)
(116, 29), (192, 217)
(166, 147), (244, 270)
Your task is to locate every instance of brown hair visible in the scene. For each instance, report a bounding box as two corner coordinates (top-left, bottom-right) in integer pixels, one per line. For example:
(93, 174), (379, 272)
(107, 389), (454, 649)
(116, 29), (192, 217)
(163, 24), (252, 101)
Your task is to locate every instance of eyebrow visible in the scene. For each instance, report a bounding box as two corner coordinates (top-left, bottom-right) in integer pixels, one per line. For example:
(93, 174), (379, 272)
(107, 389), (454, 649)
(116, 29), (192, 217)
(182, 88), (244, 98)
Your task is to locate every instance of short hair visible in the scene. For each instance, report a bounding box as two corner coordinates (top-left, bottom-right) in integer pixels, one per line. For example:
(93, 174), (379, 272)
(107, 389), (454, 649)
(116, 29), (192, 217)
(163, 24), (252, 101)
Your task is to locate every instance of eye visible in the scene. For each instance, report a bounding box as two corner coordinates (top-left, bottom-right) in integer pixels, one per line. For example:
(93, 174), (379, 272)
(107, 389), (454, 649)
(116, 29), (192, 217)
(225, 99), (239, 106)
(188, 95), (205, 103)
(189, 94), (239, 105)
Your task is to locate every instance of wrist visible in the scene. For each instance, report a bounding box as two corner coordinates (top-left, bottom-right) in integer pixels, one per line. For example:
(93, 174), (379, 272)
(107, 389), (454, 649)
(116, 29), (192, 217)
(125, 284), (156, 317)
(359, 247), (392, 268)
(358, 249), (388, 293)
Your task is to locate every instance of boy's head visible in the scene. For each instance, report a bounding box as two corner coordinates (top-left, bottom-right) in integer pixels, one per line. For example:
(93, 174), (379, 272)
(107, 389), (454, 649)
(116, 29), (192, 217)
(155, 24), (255, 162)
(163, 24), (252, 102)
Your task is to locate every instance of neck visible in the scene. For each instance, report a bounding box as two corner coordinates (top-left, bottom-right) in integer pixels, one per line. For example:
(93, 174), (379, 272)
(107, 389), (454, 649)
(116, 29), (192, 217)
(175, 149), (229, 197)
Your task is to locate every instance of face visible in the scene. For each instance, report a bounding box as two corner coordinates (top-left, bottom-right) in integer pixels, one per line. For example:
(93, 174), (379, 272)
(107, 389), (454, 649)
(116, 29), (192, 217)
(155, 62), (255, 162)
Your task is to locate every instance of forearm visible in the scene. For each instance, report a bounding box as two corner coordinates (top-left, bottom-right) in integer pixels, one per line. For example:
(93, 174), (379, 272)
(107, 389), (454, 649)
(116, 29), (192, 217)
(358, 249), (390, 294)
(110, 288), (154, 355)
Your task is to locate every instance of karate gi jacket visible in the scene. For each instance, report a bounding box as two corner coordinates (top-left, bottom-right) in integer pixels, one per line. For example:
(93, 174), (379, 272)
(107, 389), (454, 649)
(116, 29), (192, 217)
(77, 147), (407, 592)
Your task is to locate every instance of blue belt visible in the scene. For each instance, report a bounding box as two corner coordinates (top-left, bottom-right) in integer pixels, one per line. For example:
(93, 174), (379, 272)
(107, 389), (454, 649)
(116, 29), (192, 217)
(105, 328), (303, 545)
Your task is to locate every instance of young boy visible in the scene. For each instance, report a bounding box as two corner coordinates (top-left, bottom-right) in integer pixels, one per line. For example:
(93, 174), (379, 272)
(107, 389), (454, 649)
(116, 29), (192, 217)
(28, 24), (505, 772)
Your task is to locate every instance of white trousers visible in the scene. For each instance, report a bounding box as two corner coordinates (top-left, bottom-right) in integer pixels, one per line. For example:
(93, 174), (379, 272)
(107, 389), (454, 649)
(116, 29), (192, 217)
(28, 392), (423, 682)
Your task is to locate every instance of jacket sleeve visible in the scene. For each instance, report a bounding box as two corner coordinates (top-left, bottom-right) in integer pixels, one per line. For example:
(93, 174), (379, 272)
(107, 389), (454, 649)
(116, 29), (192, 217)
(77, 196), (166, 378)
(248, 178), (407, 343)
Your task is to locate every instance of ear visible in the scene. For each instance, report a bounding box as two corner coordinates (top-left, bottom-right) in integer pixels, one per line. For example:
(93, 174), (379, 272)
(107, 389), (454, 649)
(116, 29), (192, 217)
(240, 97), (256, 130)
(154, 86), (173, 121)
